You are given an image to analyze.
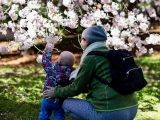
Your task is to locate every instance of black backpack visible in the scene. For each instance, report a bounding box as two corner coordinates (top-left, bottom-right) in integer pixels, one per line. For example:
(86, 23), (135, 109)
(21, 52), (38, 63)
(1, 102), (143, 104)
(87, 49), (147, 95)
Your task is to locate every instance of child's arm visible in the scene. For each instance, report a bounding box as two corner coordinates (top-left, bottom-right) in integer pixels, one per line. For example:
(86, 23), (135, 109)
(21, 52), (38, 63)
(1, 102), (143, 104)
(42, 35), (59, 76)
(42, 44), (54, 76)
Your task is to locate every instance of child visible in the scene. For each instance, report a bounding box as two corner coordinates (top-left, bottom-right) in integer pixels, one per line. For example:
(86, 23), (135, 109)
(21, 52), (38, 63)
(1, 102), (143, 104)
(38, 41), (75, 120)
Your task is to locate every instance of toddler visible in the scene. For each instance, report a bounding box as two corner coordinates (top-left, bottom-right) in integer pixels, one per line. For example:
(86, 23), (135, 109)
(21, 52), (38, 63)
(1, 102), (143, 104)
(38, 38), (75, 120)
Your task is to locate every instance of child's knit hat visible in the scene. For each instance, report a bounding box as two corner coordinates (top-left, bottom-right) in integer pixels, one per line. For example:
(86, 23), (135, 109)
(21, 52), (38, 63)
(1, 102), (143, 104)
(82, 26), (107, 43)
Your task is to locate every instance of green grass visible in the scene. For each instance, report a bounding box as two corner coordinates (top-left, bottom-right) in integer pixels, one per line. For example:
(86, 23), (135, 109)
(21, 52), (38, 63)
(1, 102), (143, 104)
(0, 55), (160, 120)
(0, 70), (44, 120)
(135, 55), (160, 120)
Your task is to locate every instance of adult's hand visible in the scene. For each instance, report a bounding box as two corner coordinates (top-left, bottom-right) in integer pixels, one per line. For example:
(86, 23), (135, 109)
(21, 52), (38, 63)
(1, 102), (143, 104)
(43, 86), (55, 99)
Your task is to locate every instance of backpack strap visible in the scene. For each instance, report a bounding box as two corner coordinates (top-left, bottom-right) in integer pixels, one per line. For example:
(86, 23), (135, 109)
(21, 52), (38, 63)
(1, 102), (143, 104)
(94, 74), (111, 86)
(87, 51), (111, 87)
(87, 51), (108, 57)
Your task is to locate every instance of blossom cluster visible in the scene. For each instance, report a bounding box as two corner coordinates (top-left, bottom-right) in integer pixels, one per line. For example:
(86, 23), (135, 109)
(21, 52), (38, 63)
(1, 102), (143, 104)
(0, 0), (160, 56)
(0, 0), (60, 51)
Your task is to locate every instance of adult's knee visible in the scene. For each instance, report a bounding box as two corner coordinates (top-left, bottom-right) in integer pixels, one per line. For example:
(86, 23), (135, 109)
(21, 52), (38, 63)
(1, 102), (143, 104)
(62, 99), (71, 111)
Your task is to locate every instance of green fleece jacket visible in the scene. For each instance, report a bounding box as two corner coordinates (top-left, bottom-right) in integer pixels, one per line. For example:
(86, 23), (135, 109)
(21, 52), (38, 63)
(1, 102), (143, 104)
(54, 47), (138, 111)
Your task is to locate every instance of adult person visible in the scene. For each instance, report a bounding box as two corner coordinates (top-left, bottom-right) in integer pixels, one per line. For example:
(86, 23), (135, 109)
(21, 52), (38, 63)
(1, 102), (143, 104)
(43, 26), (138, 120)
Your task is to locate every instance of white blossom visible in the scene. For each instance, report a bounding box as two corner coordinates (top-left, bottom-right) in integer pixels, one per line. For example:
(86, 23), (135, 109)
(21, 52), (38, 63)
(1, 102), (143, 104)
(0, 23), (7, 35)
(130, 0), (136, 3)
(20, 39), (33, 50)
(0, 0), (11, 5)
(8, 4), (19, 21)
(121, 30), (131, 38)
(14, 30), (28, 42)
(146, 34), (160, 45)
(136, 13), (148, 23)
(93, 9), (107, 20)
(114, 15), (128, 29)
(110, 27), (121, 37)
(78, 0), (84, 4)
(139, 22), (149, 32)
(0, 0), (159, 56)
(27, 29), (37, 39)
(0, 7), (5, 20)
(103, 4), (112, 13)
(81, 5), (89, 11)
(19, 7), (31, 18)
(80, 14), (96, 28)
(149, 48), (154, 54)
(87, 0), (94, 5)
(106, 36), (128, 49)
(128, 12), (136, 27)
(7, 21), (16, 32)
(62, 0), (72, 7)
(12, 0), (26, 5)
(27, 0), (41, 9)
(147, 8), (157, 18)
(111, 2), (119, 10)
(19, 19), (27, 28)
(103, 23), (111, 32)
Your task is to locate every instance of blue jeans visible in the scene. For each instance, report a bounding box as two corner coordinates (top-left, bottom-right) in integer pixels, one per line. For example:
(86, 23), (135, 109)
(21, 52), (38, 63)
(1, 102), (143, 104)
(39, 98), (64, 120)
(62, 98), (138, 120)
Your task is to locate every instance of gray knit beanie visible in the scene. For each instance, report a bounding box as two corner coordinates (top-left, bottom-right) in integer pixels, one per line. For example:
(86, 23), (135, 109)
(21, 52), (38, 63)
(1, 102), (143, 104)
(82, 26), (107, 43)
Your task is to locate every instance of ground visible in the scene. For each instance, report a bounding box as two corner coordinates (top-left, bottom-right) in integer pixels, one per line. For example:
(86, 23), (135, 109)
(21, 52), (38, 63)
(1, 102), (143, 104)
(0, 53), (160, 120)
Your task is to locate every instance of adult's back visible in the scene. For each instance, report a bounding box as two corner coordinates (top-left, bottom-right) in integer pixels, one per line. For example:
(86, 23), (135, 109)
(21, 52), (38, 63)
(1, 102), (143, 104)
(85, 47), (138, 111)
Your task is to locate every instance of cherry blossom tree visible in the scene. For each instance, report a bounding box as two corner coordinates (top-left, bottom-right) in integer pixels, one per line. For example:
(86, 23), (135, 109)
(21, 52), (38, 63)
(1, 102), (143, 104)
(0, 0), (160, 56)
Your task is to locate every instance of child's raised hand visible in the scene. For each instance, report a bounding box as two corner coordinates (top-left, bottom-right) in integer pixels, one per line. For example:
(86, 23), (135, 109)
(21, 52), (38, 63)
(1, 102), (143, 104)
(45, 43), (54, 51)
(46, 34), (59, 44)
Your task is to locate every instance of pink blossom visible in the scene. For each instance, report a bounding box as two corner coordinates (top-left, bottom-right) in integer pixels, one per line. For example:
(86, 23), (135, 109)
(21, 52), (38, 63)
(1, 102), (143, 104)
(101, 0), (112, 4)
(103, 23), (111, 32)
(147, 8), (157, 18)
(78, 0), (84, 4)
(0, 11), (5, 20)
(0, 0), (159, 56)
